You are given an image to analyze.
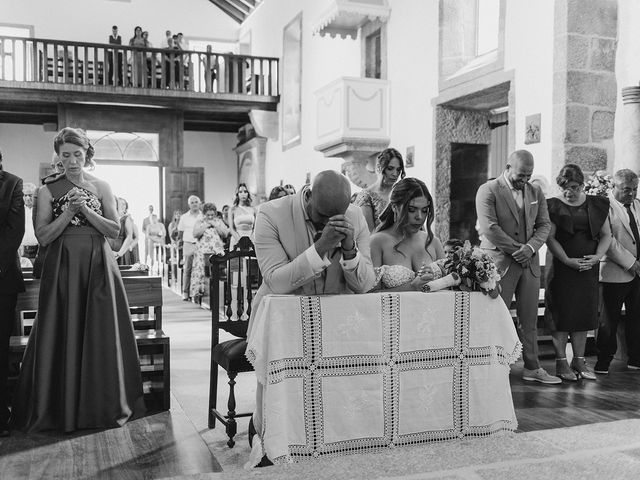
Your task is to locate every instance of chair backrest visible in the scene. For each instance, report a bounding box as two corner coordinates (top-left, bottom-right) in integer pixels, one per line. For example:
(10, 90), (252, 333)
(209, 236), (262, 345)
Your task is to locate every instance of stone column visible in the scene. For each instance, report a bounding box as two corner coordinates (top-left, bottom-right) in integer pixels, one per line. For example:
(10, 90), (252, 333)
(613, 1), (640, 173)
(552, 0), (617, 176)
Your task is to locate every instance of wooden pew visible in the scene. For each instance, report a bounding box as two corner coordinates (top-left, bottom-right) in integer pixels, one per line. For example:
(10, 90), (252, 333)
(10, 275), (170, 412)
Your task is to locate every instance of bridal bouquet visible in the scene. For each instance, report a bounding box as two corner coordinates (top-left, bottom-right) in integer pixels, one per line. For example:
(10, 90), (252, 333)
(423, 241), (501, 298)
(584, 170), (613, 197)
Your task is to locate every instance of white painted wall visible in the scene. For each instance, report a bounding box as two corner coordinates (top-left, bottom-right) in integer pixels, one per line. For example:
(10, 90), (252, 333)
(240, 0), (440, 195)
(385, 0), (439, 189)
(0, 123), (56, 185)
(504, 0), (555, 187)
(241, 0), (361, 192)
(1, 0), (239, 48)
(183, 130), (238, 208)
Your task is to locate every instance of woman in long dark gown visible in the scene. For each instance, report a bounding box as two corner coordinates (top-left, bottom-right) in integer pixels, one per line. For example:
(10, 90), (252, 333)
(546, 164), (611, 381)
(12, 127), (145, 433)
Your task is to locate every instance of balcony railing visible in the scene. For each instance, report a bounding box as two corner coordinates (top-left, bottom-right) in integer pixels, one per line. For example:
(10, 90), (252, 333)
(0, 35), (279, 96)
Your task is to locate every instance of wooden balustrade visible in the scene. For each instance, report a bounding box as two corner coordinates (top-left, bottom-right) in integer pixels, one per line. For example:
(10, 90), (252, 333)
(0, 35), (279, 96)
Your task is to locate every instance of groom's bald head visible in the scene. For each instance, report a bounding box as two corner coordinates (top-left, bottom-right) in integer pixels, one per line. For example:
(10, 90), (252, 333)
(308, 170), (351, 225)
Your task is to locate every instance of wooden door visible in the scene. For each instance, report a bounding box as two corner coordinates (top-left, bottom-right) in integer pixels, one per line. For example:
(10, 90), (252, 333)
(164, 167), (205, 221)
(450, 143), (489, 245)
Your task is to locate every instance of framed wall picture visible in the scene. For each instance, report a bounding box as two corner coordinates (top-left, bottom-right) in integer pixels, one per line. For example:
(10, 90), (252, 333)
(524, 113), (541, 144)
(282, 13), (303, 151)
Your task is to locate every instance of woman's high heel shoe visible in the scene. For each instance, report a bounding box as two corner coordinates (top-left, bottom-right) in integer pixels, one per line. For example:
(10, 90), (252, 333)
(555, 358), (577, 382)
(571, 356), (597, 380)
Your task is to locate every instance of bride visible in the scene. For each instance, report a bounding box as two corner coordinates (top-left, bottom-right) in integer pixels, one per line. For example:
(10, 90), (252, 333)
(370, 177), (445, 291)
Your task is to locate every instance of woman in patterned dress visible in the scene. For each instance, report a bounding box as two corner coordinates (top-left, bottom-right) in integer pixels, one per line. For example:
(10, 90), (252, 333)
(353, 148), (406, 232)
(369, 177), (445, 291)
(12, 127), (145, 433)
(189, 202), (228, 303)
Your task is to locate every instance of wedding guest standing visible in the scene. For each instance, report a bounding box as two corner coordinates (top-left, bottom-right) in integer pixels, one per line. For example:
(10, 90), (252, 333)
(142, 204), (158, 261)
(107, 25), (123, 85)
(109, 197), (140, 265)
(189, 202), (228, 303)
(353, 147), (406, 232)
(595, 169), (640, 373)
(12, 127), (144, 433)
(177, 195), (202, 301)
(545, 164), (611, 381)
(476, 149), (559, 384)
(20, 182), (39, 263)
(0, 150), (25, 437)
(228, 183), (256, 251)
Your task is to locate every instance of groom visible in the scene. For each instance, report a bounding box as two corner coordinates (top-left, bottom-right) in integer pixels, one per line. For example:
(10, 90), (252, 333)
(247, 170), (375, 456)
(476, 150), (559, 384)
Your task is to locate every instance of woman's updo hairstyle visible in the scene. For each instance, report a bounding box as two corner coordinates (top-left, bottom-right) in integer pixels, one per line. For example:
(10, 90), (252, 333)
(376, 177), (435, 253)
(53, 127), (96, 170)
(556, 163), (584, 188)
(376, 147), (406, 180)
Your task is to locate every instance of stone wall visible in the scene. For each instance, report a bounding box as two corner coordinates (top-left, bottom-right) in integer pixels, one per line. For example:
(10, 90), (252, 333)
(433, 106), (491, 241)
(553, 0), (617, 176)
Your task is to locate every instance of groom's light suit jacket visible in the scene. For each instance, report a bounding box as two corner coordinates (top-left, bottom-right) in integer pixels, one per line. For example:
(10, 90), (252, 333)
(476, 175), (550, 277)
(248, 187), (376, 335)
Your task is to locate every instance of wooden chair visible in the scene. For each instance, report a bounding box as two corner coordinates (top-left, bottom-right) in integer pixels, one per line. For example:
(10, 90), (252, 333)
(208, 236), (261, 447)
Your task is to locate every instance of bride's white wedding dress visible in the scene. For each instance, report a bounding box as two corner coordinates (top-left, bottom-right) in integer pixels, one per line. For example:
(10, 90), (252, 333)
(374, 264), (418, 289)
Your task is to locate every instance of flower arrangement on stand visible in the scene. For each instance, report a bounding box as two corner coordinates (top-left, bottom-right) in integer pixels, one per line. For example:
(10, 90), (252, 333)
(422, 241), (501, 298)
(584, 170), (613, 197)
(130, 262), (150, 272)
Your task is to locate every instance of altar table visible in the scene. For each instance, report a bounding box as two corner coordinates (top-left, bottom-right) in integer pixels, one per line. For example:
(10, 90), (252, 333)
(246, 291), (521, 464)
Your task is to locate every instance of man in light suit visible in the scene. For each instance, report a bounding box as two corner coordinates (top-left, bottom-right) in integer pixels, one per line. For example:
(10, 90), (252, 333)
(247, 170), (376, 453)
(476, 150), (559, 384)
(0, 150), (26, 436)
(595, 169), (640, 373)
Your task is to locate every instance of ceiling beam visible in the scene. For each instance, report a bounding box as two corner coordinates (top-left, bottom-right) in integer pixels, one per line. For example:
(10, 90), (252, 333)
(225, 0), (252, 15)
(208, 0), (245, 23)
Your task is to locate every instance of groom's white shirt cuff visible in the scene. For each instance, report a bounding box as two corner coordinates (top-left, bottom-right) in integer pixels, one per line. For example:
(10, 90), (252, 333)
(305, 245), (361, 271)
(305, 245), (332, 272)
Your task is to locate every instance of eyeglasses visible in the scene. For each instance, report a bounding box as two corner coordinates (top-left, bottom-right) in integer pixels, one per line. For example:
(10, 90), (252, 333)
(23, 194), (34, 198)
(560, 184), (583, 192)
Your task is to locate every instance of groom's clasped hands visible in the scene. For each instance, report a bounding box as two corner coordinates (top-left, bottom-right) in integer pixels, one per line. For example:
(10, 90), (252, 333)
(314, 214), (355, 257)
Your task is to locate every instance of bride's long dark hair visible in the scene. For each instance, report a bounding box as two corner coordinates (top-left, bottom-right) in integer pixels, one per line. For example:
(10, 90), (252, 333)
(376, 177), (435, 256)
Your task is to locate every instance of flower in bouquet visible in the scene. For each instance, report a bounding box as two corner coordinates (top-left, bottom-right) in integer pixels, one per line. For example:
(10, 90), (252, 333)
(584, 170), (613, 197)
(443, 241), (502, 298)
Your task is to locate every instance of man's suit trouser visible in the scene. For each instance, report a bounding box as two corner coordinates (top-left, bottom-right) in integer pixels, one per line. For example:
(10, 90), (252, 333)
(598, 278), (640, 365)
(0, 293), (17, 424)
(498, 262), (540, 370)
(182, 242), (196, 296)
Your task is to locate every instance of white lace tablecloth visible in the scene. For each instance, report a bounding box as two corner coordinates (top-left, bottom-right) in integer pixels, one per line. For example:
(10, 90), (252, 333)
(246, 291), (521, 464)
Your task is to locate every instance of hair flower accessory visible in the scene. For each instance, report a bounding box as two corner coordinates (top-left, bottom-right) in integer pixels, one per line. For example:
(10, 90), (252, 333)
(584, 170), (613, 197)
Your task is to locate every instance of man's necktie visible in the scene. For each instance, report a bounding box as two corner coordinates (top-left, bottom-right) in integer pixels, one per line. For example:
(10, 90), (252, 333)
(513, 189), (523, 209)
(624, 203), (640, 259)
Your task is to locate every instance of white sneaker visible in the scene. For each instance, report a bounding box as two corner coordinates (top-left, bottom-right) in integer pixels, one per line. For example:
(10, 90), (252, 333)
(522, 367), (562, 384)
